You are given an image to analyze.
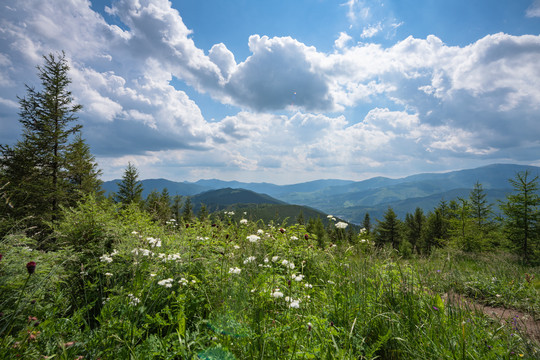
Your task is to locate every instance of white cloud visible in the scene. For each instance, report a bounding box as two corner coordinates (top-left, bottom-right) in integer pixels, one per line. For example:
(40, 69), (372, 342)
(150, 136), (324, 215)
(1, 0), (539, 183)
(335, 32), (353, 49)
(360, 23), (382, 39)
(526, 0), (540, 17)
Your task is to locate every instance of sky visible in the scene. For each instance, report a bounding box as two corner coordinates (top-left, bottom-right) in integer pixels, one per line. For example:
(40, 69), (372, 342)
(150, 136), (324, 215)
(1, 0), (540, 184)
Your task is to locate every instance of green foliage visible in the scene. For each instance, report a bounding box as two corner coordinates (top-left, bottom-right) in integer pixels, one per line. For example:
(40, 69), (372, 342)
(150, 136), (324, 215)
(500, 171), (540, 264)
(0, 52), (99, 241)
(375, 207), (402, 249)
(115, 162), (143, 205)
(0, 201), (538, 359)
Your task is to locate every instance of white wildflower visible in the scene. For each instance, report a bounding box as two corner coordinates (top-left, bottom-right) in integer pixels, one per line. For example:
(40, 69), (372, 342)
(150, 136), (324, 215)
(128, 293), (140, 306)
(292, 274), (304, 282)
(240, 219), (248, 225)
(243, 256), (256, 264)
(257, 229), (264, 235)
(178, 278), (188, 286)
(229, 267), (241, 274)
(100, 254), (113, 263)
(335, 221), (348, 229)
(104, 272), (113, 277)
(289, 300), (300, 309)
(247, 235), (260, 243)
(271, 289), (284, 298)
(272, 256), (279, 262)
(158, 278), (174, 288)
(305, 283), (313, 289)
(290, 236), (298, 241)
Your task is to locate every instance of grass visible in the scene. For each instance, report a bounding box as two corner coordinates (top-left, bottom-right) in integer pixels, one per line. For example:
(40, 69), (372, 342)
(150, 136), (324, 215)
(0, 200), (538, 359)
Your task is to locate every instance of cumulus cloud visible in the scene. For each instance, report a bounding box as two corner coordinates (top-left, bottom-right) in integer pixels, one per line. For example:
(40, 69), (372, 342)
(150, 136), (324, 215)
(0, 0), (539, 182)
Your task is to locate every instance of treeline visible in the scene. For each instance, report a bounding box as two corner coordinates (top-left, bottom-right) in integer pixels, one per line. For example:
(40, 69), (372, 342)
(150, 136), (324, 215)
(347, 176), (539, 263)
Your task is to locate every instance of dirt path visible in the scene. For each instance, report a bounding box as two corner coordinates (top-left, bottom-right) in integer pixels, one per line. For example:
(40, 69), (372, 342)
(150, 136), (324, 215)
(444, 292), (540, 344)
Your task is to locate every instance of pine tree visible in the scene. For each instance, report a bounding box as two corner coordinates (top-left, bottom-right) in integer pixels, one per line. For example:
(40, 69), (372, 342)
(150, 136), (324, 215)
(171, 194), (182, 221)
(403, 207), (425, 253)
(375, 207), (401, 249)
(198, 203), (209, 221)
(362, 212), (371, 234)
(115, 163), (143, 205)
(64, 134), (103, 202)
(0, 52), (89, 236)
(500, 171), (540, 263)
(182, 197), (193, 223)
(469, 181), (493, 230)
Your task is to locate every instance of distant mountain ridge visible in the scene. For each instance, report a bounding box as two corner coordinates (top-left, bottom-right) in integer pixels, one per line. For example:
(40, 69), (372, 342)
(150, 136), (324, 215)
(101, 163), (540, 223)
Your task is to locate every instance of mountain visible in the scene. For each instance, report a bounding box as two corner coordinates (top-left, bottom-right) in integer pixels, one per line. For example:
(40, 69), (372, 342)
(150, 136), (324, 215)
(190, 188), (286, 213)
(101, 178), (210, 198)
(101, 163), (540, 223)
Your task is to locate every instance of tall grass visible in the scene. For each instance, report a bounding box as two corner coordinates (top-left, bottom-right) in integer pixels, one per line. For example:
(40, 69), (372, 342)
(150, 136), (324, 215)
(0, 198), (538, 359)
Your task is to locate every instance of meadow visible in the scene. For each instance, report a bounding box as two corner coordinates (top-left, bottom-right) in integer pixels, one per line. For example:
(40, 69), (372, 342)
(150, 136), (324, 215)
(0, 197), (539, 359)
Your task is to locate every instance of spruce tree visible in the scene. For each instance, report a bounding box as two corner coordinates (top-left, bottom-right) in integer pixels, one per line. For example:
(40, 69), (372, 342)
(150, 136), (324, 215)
(404, 207), (425, 253)
(182, 197), (193, 223)
(115, 162), (143, 205)
(500, 171), (540, 263)
(469, 181), (493, 232)
(0, 52), (91, 237)
(64, 134), (103, 202)
(375, 207), (401, 249)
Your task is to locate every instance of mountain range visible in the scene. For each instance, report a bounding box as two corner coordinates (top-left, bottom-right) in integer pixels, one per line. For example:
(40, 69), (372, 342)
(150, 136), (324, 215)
(102, 163), (540, 224)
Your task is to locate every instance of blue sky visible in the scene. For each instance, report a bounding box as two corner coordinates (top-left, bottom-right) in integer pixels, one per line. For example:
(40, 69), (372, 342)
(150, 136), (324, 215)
(1, 0), (540, 184)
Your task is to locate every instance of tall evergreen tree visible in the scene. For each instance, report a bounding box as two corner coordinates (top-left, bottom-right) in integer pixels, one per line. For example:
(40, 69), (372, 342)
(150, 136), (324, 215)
(64, 134), (103, 202)
(375, 207), (402, 249)
(469, 181), (493, 231)
(115, 162), (143, 205)
(362, 212), (371, 234)
(500, 171), (540, 263)
(182, 196), (193, 223)
(0, 52), (91, 237)
(403, 207), (425, 253)
(171, 194), (183, 221)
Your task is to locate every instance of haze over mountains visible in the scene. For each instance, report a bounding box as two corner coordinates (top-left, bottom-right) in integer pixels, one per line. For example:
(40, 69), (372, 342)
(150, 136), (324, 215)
(102, 164), (540, 223)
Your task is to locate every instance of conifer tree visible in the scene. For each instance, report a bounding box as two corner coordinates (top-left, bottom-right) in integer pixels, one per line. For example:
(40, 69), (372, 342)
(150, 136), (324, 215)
(64, 134), (103, 202)
(115, 162), (143, 205)
(0, 52), (93, 237)
(403, 207), (425, 253)
(375, 207), (402, 249)
(182, 197), (193, 223)
(500, 171), (540, 263)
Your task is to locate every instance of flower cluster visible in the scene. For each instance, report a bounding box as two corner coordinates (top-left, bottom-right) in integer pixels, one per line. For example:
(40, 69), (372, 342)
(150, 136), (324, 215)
(243, 256), (256, 264)
(128, 293), (140, 306)
(270, 289), (284, 298)
(229, 267), (241, 274)
(335, 221), (348, 229)
(281, 260), (295, 269)
(247, 235), (260, 243)
(158, 278), (174, 288)
(147, 237), (162, 248)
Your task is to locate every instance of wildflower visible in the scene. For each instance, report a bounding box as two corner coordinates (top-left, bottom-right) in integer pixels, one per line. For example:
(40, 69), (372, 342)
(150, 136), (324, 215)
(304, 234), (309, 240)
(0, 253), (3, 261)
(240, 219), (248, 225)
(289, 300), (300, 309)
(26, 261), (36, 275)
(243, 256), (256, 264)
(305, 283), (313, 289)
(110, 249), (119, 256)
(127, 294), (140, 306)
(307, 322), (312, 331)
(264, 257), (269, 263)
(247, 235), (260, 243)
(279, 228), (285, 234)
(229, 267), (241, 274)
(272, 256), (279, 262)
(150, 273), (157, 277)
(335, 221), (348, 229)
(327, 214), (333, 218)
(131, 231), (138, 235)
(257, 229), (264, 235)
(271, 289), (284, 298)
(290, 236), (298, 240)
(104, 272), (113, 277)
(281, 259), (289, 266)
(100, 254), (113, 263)
(234, 245), (240, 249)
(292, 274), (304, 282)
(433, 306), (439, 311)
(158, 278), (174, 288)
(178, 278), (188, 286)
(147, 237), (161, 248)
(359, 228), (367, 233)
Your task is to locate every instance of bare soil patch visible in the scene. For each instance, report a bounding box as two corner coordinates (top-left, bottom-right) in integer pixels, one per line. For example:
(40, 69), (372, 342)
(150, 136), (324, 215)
(445, 292), (540, 344)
